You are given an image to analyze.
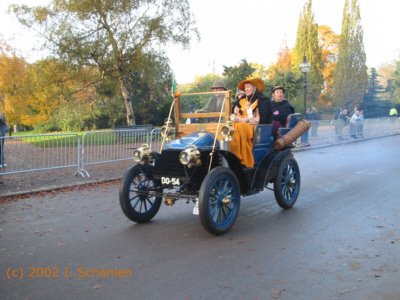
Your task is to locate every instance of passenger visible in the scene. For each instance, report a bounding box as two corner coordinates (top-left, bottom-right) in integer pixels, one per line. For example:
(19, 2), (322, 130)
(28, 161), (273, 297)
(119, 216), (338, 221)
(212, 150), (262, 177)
(230, 78), (273, 168)
(235, 89), (246, 100)
(271, 86), (294, 140)
(271, 86), (295, 127)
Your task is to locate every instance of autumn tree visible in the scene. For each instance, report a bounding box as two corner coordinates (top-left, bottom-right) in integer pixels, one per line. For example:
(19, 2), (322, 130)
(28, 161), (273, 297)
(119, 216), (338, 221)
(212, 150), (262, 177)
(265, 43), (302, 101)
(249, 63), (269, 81)
(11, 0), (199, 125)
(294, 0), (324, 103)
(377, 62), (395, 99)
(25, 58), (99, 127)
(333, 0), (368, 109)
(0, 38), (30, 125)
(318, 25), (339, 103)
(390, 60), (400, 104)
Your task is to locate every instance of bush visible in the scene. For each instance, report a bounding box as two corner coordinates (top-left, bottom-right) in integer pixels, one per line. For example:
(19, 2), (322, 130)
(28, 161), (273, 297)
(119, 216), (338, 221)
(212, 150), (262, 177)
(33, 119), (62, 134)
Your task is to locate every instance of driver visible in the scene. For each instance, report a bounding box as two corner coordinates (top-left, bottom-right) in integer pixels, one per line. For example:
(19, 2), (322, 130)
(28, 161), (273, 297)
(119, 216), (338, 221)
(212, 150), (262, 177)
(199, 80), (227, 112)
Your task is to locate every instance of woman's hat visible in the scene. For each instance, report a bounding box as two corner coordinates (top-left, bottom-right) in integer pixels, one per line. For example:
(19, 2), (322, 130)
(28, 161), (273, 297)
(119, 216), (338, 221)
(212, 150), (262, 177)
(238, 78), (265, 92)
(272, 86), (285, 93)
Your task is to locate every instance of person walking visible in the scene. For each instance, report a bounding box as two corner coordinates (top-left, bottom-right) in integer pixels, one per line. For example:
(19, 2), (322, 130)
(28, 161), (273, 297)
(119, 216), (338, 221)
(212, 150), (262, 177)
(350, 110), (360, 139)
(358, 110), (364, 137)
(310, 107), (320, 137)
(0, 110), (7, 168)
(336, 109), (349, 140)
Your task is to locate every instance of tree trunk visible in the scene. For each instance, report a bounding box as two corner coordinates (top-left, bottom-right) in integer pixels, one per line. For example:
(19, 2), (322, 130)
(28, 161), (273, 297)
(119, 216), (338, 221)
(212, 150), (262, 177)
(119, 76), (136, 126)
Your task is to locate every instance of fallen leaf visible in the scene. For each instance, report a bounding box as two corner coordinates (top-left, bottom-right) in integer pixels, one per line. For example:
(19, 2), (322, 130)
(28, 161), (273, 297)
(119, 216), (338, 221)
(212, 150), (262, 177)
(271, 290), (281, 295)
(92, 284), (102, 289)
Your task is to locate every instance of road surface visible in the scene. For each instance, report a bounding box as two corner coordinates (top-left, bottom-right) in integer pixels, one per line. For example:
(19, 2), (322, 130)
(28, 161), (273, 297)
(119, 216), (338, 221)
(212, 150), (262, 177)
(1, 136), (399, 299)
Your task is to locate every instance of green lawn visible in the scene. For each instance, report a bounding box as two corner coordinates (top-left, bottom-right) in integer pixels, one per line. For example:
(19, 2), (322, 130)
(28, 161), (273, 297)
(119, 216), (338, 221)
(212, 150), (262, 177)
(8, 130), (155, 148)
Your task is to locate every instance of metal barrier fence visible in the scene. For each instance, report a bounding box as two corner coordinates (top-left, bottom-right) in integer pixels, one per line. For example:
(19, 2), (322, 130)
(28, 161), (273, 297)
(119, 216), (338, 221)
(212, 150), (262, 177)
(79, 128), (164, 176)
(0, 133), (81, 176)
(305, 117), (400, 144)
(0, 119), (398, 178)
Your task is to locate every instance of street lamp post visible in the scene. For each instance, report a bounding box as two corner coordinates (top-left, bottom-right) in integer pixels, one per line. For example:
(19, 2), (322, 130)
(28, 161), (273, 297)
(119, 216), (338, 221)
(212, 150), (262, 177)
(299, 55), (311, 144)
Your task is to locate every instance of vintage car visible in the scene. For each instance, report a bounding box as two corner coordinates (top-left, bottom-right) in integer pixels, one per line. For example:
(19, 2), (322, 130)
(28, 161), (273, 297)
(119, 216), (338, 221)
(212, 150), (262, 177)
(119, 90), (302, 235)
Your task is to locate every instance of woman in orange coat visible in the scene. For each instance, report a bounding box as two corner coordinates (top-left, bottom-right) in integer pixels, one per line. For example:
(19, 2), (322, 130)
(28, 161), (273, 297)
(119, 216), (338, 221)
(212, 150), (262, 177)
(230, 78), (273, 168)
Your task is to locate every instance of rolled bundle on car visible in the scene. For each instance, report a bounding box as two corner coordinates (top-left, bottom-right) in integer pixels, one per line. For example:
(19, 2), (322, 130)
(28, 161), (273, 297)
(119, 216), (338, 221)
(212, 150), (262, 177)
(274, 120), (311, 150)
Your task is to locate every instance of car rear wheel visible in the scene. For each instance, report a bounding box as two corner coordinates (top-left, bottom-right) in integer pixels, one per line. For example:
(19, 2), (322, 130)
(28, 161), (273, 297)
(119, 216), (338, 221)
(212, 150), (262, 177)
(274, 156), (300, 209)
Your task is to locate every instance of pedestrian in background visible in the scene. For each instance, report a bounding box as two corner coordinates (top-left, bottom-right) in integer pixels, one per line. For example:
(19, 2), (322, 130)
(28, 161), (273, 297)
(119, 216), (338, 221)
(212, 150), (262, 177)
(310, 107), (320, 137)
(0, 110), (7, 168)
(358, 110), (364, 137)
(350, 110), (360, 139)
(336, 109), (349, 140)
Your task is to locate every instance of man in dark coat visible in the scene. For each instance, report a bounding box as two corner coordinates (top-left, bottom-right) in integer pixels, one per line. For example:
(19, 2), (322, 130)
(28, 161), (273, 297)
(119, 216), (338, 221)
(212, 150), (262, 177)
(310, 106), (320, 137)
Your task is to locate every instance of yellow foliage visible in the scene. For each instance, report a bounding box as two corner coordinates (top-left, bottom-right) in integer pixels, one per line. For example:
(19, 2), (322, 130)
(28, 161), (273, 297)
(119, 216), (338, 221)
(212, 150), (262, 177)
(318, 25), (339, 95)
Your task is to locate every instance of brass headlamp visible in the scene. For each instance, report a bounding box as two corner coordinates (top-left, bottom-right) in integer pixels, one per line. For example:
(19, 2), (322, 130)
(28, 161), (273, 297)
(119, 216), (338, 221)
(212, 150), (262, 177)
(133, 144), (153, 163)
(179, 145), (201, 168)
(220, 115), (235, 141)
(161, 118), (174, 141)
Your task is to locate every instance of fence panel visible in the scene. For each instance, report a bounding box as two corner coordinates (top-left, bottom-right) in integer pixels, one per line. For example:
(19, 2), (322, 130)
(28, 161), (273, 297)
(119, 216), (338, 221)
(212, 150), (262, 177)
(80, 129), (150, 175)
(0, 133), (80, 176)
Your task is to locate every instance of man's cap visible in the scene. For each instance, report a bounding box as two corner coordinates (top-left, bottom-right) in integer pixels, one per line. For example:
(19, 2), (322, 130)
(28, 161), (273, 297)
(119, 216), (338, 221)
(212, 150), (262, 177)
(272, 86), (285, 93)
(211, 80), (227, 90)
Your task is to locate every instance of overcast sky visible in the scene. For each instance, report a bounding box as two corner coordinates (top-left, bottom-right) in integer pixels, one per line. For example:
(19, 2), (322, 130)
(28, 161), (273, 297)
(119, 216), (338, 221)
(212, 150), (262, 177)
(1, 0), (399, 83)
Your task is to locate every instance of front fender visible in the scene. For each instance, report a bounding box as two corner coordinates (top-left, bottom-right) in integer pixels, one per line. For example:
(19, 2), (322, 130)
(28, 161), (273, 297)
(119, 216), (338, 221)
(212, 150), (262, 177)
(214, 150), (250, 195)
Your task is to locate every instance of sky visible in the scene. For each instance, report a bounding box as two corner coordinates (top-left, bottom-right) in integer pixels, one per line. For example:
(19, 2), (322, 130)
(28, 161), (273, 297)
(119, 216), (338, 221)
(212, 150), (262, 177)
(1, 0), (399, 84)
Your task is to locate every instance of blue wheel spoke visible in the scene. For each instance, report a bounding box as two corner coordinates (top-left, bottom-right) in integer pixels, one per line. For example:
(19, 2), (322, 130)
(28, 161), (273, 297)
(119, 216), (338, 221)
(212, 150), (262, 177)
(210, 203), (218, 215)
(131, 196), (141, 209)
(222, 207), (228, 220)
(213, 207), (220, 222)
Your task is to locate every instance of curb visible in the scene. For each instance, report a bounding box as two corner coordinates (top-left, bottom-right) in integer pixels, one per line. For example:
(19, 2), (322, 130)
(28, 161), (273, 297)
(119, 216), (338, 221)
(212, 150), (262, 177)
(292, 132), (399, 152)
(0, 176), (123, 199)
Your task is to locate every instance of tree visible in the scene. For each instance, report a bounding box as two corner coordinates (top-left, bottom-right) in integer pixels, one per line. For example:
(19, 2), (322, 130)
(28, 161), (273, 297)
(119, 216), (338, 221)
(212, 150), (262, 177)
(265, 42), (302, 100)
(333, 0), (368, 109)
(361, 68), (388, 117)
(11, 0), (199, 125)
(377, 62), (395, 98)
(294, 0), (324, 103)
(0, 39), (30, 125)
(25, 58), (99, 126)
(391, 60), (400, 104)
(180, 73), (223, 94)
(318, 25), (339, 103)
(223, 59), (256, 92)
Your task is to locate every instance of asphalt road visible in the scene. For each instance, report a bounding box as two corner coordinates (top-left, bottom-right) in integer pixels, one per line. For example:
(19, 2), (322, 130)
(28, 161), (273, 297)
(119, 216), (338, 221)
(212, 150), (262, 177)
(1, 136), (400, 300)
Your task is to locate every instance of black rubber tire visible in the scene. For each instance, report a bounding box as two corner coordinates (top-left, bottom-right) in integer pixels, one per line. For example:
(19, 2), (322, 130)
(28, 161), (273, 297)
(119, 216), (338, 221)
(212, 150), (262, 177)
(274, 156), (301, 209)
(199, 167), (240, 235)
(119, 165), (162, 223)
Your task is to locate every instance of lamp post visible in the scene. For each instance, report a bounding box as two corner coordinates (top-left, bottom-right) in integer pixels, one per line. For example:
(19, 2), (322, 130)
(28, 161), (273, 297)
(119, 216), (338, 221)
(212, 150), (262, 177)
(299, 55), (311, 144)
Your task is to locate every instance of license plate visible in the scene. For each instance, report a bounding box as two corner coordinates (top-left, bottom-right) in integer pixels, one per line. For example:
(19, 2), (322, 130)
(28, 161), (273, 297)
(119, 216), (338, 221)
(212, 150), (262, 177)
(161, 177), (180, 186)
